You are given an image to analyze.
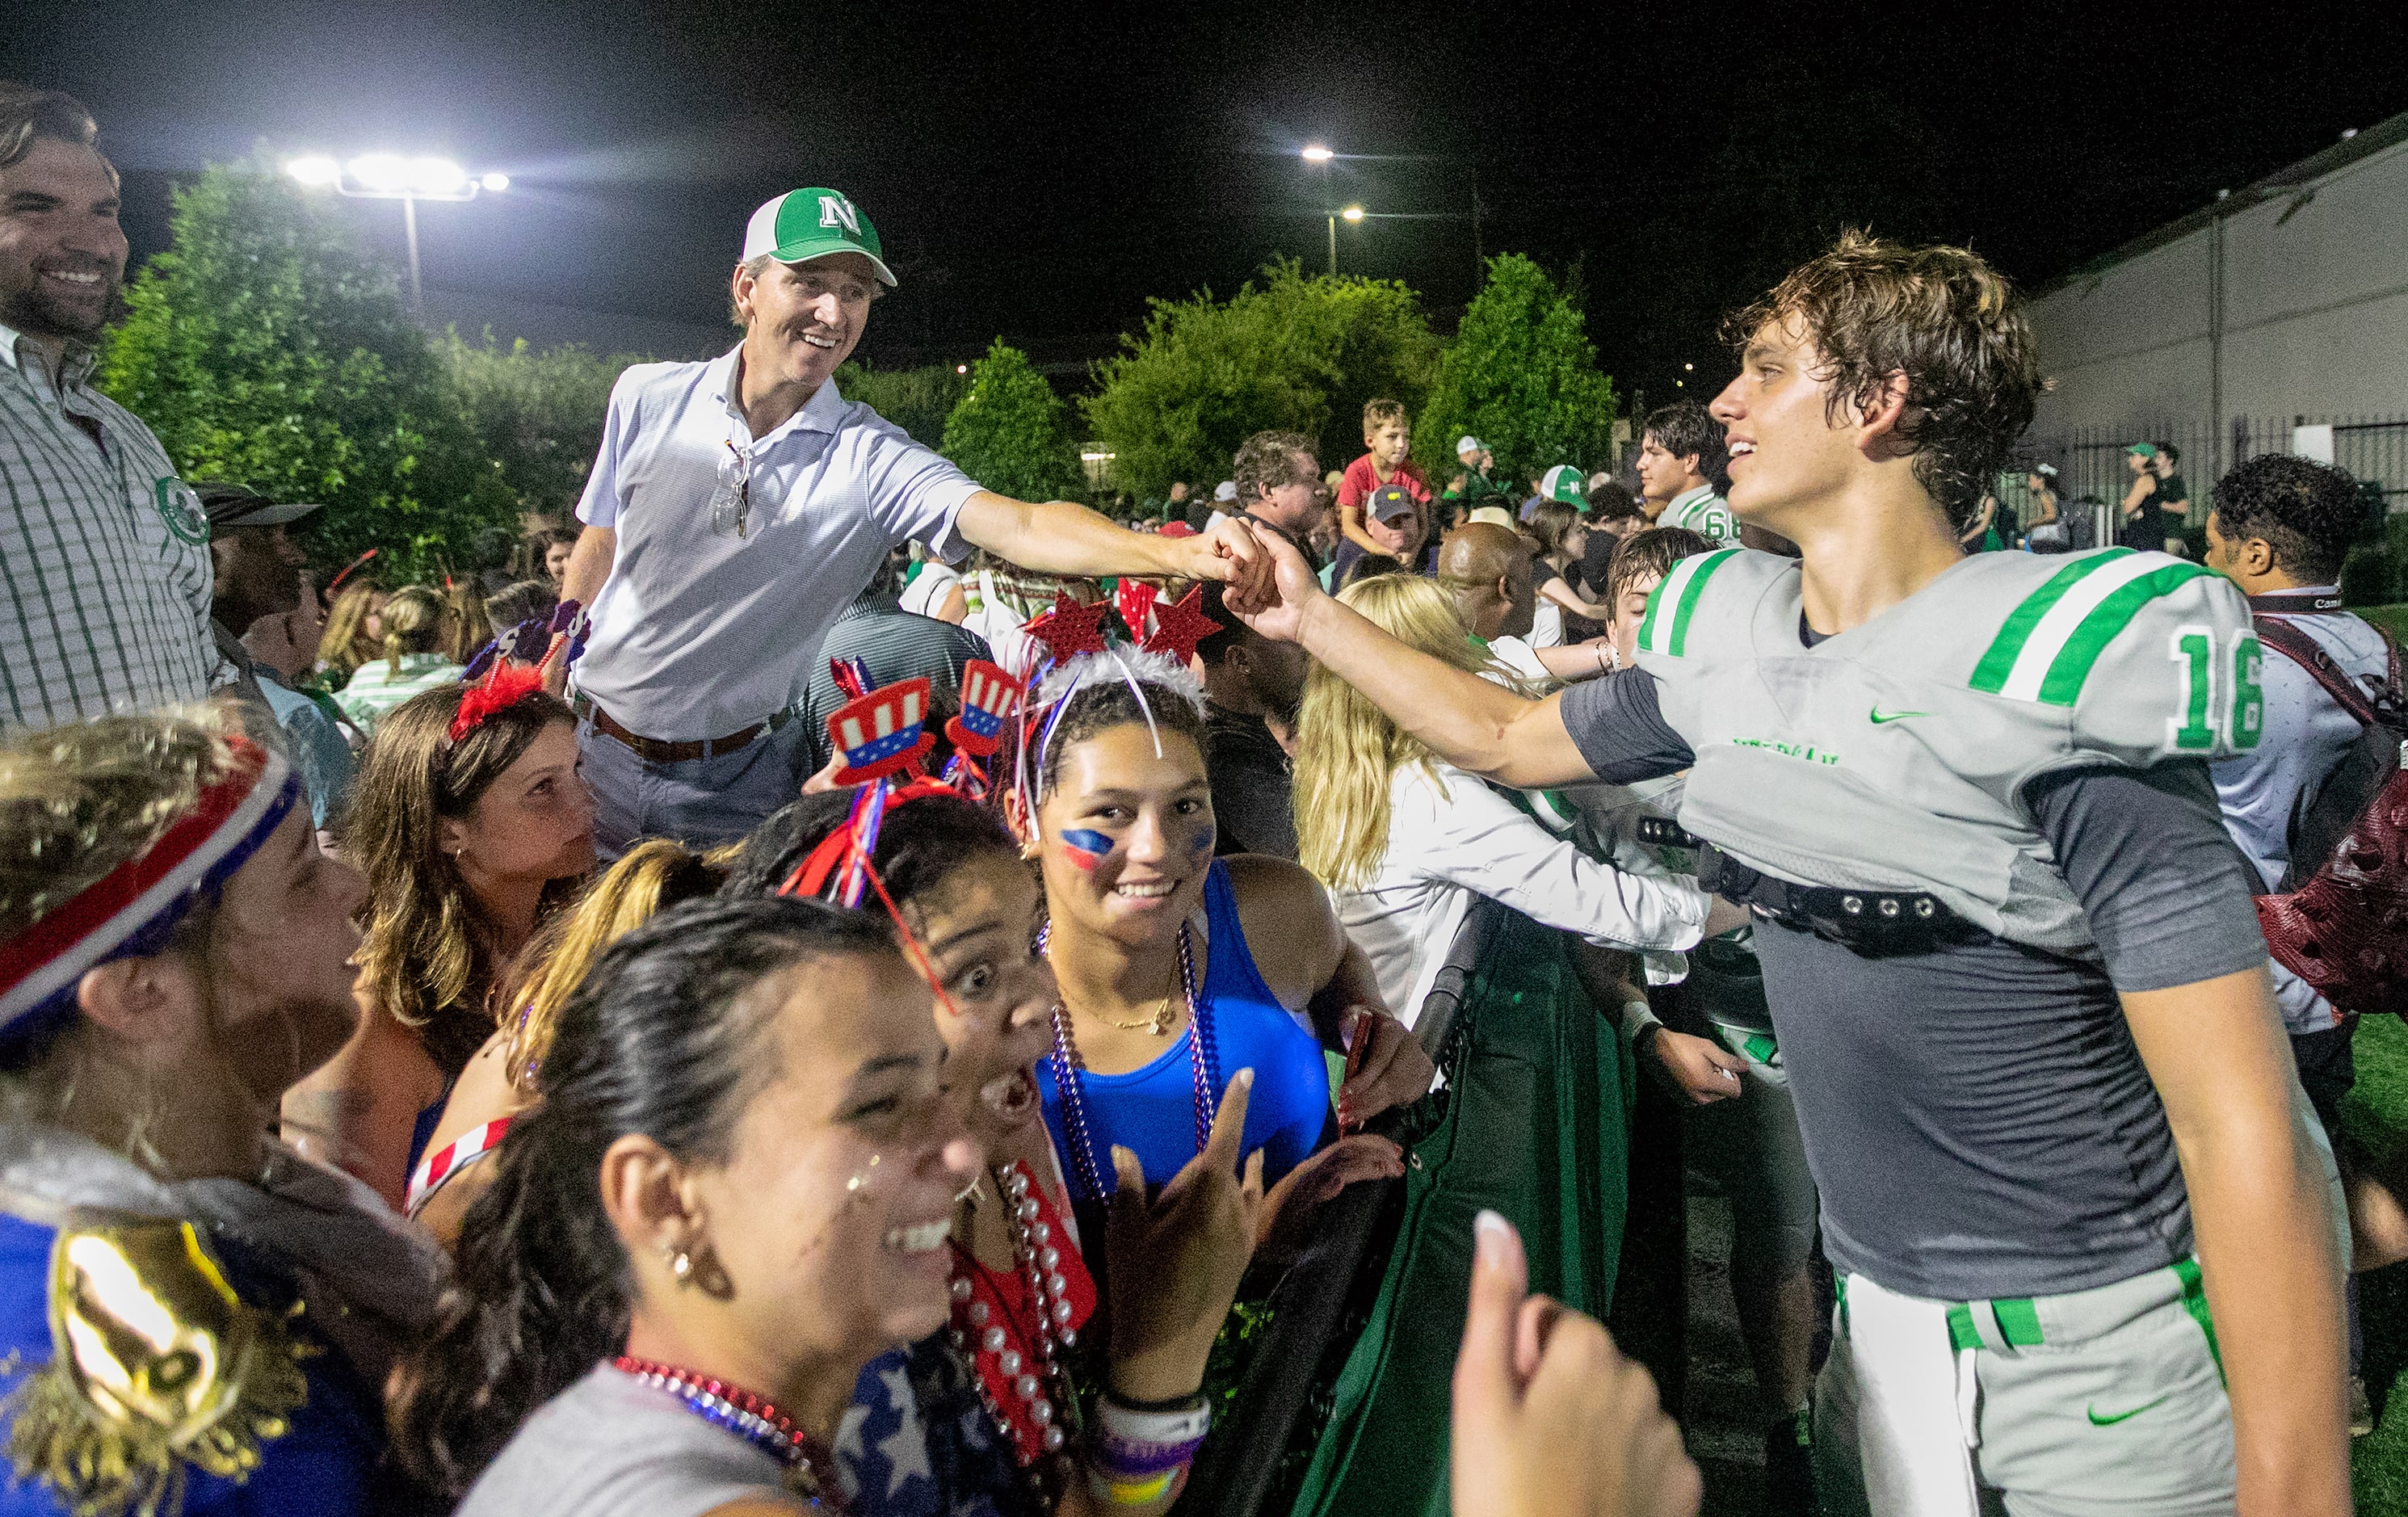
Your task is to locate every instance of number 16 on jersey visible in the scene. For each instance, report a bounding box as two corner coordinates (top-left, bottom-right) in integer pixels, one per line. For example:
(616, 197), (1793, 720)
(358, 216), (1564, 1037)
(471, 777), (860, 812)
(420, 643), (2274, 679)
(2170, 626), (2263, 754)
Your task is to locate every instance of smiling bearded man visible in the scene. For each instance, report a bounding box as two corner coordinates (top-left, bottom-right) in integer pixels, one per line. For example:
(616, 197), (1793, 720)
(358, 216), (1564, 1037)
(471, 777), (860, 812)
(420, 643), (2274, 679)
(556, 186), (1271, 853)
(0, 83), (226, 734)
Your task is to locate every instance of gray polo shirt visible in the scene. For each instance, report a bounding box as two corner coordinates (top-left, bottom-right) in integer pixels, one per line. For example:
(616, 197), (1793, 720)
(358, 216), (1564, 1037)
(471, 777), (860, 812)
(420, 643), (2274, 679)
(574, 349), (981, 740)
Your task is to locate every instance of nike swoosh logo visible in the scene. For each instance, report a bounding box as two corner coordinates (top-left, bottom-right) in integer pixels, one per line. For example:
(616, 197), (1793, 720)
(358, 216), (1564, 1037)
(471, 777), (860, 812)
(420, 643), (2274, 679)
(2086, 1394), (2168, 1427)
(1868, 707), (1931, 724)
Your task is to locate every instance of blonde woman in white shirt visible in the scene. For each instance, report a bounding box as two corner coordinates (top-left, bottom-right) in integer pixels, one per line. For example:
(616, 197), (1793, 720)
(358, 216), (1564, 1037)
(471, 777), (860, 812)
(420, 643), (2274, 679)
(1291, 574), (1721, 1023)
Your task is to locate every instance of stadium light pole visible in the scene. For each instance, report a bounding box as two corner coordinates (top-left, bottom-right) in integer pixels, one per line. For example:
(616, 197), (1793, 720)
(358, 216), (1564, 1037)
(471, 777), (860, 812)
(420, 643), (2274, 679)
(284, 153), (510, 310)
(1297, 142), (1481, 285)
(1301, 144), (1336, 275)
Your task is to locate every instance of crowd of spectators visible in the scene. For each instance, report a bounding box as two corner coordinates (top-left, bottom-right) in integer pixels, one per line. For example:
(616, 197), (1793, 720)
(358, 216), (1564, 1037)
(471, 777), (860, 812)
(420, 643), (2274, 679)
(2, 76), (2397, 1517)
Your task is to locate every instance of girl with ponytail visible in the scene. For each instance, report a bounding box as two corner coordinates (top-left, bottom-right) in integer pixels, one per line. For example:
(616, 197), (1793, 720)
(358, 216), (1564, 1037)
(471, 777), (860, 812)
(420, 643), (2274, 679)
(390, 895), (979, 1509)
(0, 712), (446, 1515)
(334, 585), (464, 738)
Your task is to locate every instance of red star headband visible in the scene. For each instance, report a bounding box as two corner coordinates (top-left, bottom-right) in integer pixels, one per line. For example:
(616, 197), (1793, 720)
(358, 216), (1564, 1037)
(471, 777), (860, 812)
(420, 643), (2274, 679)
(1007, 582), (1220, 822)
(0, 737), (298, 1038)
(448, 630), (572, 746)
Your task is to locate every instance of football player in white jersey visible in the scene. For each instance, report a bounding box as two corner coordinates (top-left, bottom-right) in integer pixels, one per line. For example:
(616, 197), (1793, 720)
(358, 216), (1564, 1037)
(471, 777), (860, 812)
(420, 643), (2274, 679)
(1229, 233), (2347, 1517)
(1637, 401), (1738, 544)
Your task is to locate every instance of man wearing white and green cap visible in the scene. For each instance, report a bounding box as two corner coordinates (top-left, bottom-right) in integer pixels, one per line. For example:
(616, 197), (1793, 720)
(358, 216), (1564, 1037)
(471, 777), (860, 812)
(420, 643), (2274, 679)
(558, 186), (1268, 852)
(1446, 435), (1508, 505)
(1519, 463), (1587, 523)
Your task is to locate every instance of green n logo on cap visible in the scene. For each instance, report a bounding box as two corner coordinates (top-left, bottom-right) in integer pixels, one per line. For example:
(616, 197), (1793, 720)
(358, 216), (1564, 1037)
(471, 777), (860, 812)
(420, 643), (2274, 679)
(818, 195), (860, 235)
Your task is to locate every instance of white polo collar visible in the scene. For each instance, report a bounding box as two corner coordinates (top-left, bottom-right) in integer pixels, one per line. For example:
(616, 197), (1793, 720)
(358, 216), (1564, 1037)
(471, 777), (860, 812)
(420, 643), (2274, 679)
(709, 344), (849, 448)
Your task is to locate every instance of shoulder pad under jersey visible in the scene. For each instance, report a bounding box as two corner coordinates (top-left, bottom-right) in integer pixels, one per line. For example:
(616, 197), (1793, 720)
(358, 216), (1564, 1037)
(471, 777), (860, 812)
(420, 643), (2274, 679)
(1632, 548), (1788, 662)
(1963, 548), (2262, 766)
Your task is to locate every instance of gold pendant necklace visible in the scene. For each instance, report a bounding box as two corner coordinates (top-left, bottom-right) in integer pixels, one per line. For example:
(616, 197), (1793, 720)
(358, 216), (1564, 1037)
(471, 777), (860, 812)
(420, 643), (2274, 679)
(1095, 956), (1183, 1036)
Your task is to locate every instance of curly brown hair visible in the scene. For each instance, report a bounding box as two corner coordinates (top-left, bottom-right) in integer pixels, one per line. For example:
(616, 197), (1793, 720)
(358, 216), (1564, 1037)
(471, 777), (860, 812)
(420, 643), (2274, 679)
(1725, 231), (2044, 531)
(1233, 430), (1317, 506)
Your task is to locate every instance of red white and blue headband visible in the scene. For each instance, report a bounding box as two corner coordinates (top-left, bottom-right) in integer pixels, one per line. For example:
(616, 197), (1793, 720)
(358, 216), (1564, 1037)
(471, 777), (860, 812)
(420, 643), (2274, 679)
(791, 658), (1027, 913)
(780, 662), (1034, 1018)
(1010, 586), (1214, 817)
(0, 737), (298, 1038)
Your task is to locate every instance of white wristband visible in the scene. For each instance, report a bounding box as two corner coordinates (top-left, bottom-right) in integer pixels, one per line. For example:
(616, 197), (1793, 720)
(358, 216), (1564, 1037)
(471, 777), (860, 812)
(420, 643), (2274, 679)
(1618, 999), (1662, 1041)
(1095, 1398), (1212, 1444)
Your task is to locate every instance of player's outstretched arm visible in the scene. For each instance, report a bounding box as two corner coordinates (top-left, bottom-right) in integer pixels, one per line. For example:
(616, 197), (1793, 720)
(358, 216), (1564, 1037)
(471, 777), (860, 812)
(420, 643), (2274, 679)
(2123, 965), (2350, 1517)
(954, 491), (1270, 600)
(1232, 531), (1596, 790)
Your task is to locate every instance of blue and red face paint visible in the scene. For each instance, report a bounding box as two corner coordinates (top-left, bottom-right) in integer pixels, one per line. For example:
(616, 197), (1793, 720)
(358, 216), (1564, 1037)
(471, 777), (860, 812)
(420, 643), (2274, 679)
(1058, 828), (1116, 872)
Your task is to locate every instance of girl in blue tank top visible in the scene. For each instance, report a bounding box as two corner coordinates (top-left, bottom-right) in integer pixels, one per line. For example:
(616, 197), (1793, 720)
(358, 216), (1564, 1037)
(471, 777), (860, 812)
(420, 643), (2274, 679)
(1018, 649), (1434, 1200)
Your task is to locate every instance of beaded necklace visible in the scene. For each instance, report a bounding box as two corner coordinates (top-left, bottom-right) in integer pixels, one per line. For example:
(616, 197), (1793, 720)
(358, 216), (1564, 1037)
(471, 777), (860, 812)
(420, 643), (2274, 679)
(611, 1355), (845, 1511)
(1040, 919), (1221, 1202)
(947, 1158), (1095, 1502)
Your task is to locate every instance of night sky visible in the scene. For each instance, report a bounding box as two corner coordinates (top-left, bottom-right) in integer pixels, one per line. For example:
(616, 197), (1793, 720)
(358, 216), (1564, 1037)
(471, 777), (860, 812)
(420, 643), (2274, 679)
(8, 1), (2406, 404)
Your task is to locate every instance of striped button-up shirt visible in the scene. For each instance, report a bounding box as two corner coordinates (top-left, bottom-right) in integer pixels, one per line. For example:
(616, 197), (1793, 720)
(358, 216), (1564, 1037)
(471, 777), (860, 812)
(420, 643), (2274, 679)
(0, 322), (221, 734)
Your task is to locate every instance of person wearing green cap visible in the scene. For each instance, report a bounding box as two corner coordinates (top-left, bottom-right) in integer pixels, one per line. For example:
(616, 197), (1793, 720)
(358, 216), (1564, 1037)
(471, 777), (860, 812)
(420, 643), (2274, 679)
(2120, 441), (2171, 553)
(1517, 463), (1587, 524)
(556, 186), (1270, 855)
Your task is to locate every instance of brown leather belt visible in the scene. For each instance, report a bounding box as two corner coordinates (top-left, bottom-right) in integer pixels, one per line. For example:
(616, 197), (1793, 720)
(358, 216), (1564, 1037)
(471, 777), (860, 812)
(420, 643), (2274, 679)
(574, 693), (782, 764)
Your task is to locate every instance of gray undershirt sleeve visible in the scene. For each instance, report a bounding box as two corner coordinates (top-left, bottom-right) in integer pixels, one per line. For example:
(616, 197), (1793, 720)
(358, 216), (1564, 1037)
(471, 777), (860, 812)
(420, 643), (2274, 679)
(2023, 761), (2271, 994)
(1558, 670), (1696, 784)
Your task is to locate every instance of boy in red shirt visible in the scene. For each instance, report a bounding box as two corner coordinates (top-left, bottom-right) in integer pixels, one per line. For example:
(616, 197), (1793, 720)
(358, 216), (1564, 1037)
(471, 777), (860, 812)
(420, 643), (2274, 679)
(1337, 398), (1431, 561)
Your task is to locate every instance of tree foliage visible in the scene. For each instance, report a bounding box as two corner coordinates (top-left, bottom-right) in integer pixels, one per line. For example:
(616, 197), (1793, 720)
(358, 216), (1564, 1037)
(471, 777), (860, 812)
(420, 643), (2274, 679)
(438, 332), (642, 523)
(836, 359), (971, 450)
(98, 164), (518, 581)
(1416, 254), (1618, 485)
(1082, 260), (1439, 500)
(939, 339), (1083, 503)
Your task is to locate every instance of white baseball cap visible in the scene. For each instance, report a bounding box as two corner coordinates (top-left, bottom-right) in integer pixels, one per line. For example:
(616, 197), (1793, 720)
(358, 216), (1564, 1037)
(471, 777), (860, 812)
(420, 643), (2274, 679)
(1214, 481), (1238, 502)
(1456, 435), (1484, 456)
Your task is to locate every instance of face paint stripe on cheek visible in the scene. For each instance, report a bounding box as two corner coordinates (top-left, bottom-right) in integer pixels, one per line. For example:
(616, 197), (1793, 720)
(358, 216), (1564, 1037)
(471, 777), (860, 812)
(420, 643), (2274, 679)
(1059, 829), (1113, 872)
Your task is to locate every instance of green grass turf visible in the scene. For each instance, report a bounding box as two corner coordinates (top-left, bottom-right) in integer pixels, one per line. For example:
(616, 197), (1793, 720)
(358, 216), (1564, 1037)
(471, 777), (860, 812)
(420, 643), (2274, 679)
(2353, 603), (2408, 644)
(2347, 1015), (2408, 1511)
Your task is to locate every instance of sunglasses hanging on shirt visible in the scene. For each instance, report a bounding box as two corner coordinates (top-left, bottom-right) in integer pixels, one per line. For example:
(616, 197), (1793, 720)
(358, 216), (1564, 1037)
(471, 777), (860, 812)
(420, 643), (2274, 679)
(709, 439), (753, 538)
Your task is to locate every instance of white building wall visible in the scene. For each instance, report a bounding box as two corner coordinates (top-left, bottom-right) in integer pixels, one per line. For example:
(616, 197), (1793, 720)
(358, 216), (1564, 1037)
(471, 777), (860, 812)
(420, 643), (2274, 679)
(2024, 132), (2408, 437)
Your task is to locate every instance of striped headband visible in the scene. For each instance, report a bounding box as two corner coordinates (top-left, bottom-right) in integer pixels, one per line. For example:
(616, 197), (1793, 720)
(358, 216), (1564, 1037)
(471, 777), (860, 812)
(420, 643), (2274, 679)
(0, 737), (299, 1035)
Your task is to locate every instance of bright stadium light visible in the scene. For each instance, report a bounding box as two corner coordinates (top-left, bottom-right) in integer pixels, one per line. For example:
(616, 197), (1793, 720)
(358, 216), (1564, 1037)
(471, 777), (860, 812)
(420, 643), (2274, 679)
(347, 153), (412, 194)
(1301, 145), (1334, 162)
(1341, 204), (1364, 221)
(281, 149), (512, 310)
(284, 154), (342, 187)
(406, 156), (470, 196)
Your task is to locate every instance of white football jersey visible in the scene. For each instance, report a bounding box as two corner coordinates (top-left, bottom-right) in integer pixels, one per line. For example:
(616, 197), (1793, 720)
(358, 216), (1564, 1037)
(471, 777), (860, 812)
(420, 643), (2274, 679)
(1634, 547), (2263, 954)
(1658, 488), (1738, 544)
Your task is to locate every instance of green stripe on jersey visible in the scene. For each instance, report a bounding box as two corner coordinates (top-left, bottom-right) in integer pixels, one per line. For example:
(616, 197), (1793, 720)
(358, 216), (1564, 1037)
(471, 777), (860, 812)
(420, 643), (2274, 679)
(1969, 550), (2133, 693)
(2036, 562), (2210, 705)
(1969, 552), (2207, 704)
(1639, 548), (1740, 658)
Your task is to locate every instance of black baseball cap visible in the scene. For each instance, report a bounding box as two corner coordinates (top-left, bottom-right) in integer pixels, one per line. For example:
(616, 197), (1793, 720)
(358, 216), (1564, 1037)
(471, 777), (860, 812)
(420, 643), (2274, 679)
(192, 481), (324, 529)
